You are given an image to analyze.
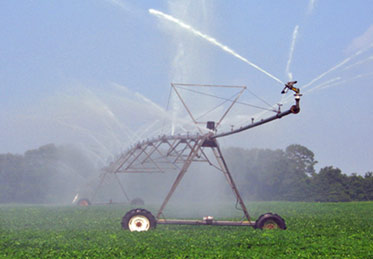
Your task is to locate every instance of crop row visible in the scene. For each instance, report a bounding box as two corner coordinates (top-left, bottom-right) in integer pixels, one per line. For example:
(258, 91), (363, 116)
(0, 202), (372, 258)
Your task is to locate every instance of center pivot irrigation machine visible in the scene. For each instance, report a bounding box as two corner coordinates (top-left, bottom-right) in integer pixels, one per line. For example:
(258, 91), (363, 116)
(76, 81), (301, 231)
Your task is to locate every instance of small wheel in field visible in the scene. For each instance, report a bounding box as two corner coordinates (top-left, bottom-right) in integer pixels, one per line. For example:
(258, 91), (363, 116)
(121, 208), (156, 232)
(77, 198), (91, 206)
(130, 197), (145, 206)
(255, 213), (286, 230)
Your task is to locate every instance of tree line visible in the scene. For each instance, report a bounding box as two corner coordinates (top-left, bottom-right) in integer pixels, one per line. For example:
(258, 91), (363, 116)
(225, 144), (373, 202)
(0, 144), (96, 203)
(0, 143), (372, 203)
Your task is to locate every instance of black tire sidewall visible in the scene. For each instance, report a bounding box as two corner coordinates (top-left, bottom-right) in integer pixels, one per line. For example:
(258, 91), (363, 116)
(256, 213), (286, 230)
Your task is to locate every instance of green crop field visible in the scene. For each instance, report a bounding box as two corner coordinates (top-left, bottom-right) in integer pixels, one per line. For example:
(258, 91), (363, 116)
(0, 202), (372, 258)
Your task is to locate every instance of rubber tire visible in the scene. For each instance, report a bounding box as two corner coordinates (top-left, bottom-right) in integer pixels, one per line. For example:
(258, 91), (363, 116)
(130, 198), (145, 206)
(77, 198), (91, 206)
(255, 212), (286, 230)
(121, 208), (157, 231)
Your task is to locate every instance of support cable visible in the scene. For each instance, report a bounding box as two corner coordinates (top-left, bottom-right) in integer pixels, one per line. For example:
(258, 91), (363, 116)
(161, 86), (174, 134)
(196, 92), (240, 121)
(176, 86), (276, 112)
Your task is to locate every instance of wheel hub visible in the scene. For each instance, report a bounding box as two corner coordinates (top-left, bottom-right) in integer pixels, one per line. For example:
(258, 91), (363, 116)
(128, 215), (150, 232)
(79, 200), (89, 206)
(263, 220), (279, 229)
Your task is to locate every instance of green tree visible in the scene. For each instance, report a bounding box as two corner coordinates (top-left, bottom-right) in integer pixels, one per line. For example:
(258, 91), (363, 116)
(363, 172), (373, 200)
(285, 144), (317, 176)
(311, 166), (351, 202)
(347, 173), (366, 201)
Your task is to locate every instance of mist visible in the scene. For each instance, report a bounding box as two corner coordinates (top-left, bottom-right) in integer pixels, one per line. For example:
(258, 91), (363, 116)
(1, 0), (373, 213)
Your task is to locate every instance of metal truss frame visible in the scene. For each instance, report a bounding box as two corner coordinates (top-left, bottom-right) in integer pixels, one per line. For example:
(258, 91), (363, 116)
(89, 83), (301, 226)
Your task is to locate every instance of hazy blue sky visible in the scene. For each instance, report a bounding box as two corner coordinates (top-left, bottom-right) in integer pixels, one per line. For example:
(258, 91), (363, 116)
(1, 0), (372, 174)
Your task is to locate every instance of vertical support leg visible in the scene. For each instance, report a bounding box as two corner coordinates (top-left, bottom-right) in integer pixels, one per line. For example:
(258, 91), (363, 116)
(91, 172), (107, 203)
(156, 138), (205, 219)
(213, 141), (251, 221)
(91, 172), (130, 203)
(114, 173), (130, 202)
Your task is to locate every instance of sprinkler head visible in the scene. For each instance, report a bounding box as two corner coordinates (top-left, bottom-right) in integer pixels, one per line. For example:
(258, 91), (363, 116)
(281, 81), (299, 94)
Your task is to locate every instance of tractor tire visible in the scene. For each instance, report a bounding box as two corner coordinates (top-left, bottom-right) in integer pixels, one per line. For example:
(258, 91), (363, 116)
(121, 208), (157, 232)
(255, 212), (286, 230)
(77, 198), (91, 206)
(130, 197), (145, 206)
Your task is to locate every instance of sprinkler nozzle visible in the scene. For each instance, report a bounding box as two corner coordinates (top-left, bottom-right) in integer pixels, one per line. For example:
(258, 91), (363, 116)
(281, 81), (299, 94)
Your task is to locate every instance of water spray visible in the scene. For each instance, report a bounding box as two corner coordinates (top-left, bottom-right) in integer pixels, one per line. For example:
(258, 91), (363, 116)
(310, 72), (373, 92)
(306, 77), (342, 93)
(302, 43), (373, 90)
(307, 0), (317, 15)
(342, 55), (373, 71)
(286, 25), (299, 81)
(149, 9), (284, 85)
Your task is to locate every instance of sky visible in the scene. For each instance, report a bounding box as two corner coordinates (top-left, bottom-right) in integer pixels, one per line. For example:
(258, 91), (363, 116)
(1, 0), (372, 175)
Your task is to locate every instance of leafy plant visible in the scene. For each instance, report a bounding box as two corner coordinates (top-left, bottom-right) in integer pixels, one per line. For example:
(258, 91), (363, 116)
(0, 202), (372, 258)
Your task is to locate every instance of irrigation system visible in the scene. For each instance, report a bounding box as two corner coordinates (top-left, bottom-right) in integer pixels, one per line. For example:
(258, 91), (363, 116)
(75, 81), (301, 231)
